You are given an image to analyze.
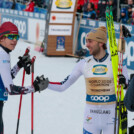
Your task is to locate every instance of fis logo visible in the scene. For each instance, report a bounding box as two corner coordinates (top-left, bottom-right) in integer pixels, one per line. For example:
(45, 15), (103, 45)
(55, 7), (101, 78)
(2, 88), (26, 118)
(92, 65), (108, 75)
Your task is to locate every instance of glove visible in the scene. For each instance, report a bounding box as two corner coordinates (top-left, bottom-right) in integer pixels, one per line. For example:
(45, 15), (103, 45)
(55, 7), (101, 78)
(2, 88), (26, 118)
(17, 54), (31, 74)
(33, 75), (49, 92)
(118, 74), (127, 89)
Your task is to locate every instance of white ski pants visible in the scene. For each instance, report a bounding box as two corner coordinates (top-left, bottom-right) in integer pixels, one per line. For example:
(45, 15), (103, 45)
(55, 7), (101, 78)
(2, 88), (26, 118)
(83, 103), (117, 134)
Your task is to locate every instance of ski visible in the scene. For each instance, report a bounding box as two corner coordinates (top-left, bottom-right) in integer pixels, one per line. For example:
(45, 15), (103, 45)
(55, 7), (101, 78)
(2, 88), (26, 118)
(117, 25), (131, 134)
(106, 6), (131, 134)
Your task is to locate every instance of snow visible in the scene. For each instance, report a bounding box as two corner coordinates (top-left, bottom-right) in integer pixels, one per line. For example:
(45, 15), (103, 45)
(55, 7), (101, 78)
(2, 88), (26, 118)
(4, 40), (134, 134)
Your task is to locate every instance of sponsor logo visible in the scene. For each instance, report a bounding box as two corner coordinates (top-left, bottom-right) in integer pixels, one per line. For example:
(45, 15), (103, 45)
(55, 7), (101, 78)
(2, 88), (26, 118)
(4, 92), (8, 97)
(81, 19), (86, 25)
(3, 60), (10, 63)
(91, 95), (110, 102)
(14, 20), (26, 37)
(86, 116), (92, 122)
(88, 79), (112, 87)
(52, 15), (56, 20)
(92, 65), (108, 75)
(55, 0), (72, 9)
(89, 20), (96, 27)
(91, 89), (110, 92)
(98, 22), (106, 27)
(90, 109), (111, 114)
(50, 13), (73, 23)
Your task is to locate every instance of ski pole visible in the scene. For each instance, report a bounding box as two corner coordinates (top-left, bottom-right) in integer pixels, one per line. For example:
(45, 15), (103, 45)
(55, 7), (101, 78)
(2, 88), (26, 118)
(16, 47), (30, 134)
(31, 56), (36, 134)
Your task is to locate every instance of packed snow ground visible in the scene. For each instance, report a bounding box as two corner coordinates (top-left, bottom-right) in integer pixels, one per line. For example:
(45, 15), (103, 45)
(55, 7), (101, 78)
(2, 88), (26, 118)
(4, 40), (134, 134)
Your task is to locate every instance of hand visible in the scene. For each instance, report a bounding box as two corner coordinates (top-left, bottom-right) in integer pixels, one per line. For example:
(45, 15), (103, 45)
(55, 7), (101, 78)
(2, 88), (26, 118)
(118, 74), (127, 89)
(17, 54), (31, 74)
(33, 75), (49, 92)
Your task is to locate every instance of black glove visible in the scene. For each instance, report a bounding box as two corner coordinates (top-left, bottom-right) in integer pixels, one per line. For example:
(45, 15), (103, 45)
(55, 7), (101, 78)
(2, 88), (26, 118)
(17, 54), (32, 74)
(118, 74), (127, 89)
(33, 75), (49, 92)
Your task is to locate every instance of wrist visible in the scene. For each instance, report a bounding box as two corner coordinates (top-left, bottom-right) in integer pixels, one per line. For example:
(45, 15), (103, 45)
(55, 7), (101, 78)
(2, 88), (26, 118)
(17, 61), (22, 68)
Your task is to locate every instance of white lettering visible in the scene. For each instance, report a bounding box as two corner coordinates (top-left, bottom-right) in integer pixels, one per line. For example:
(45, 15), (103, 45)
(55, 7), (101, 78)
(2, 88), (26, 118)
(91, 96), (110, 102)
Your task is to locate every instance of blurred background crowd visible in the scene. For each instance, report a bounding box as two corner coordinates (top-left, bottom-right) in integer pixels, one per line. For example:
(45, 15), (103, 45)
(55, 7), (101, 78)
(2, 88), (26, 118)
(77, 0), (134, 25)
(1, 0), (134, 25)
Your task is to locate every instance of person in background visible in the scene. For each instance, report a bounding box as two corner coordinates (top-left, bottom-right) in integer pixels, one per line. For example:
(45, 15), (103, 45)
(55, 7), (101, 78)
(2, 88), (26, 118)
(11, 0), (16, 10)
(108, 0), (117, 21)
(0, 21), (46, 134)
(90, 0), (99, 11)
(97, 0), (107, 21)
(23, 0), (35, 12)
(127, 11), (134, 24)
(83, 2), (97, 19)
(119, 8), (129, 24)
(77, 0), (84, 13)
(127, 0), (134, 6)
(127, 4), (133, 19)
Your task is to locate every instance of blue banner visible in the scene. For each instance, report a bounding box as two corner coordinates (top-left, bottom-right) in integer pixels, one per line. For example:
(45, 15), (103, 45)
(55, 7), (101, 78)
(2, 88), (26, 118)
(77, 19), (134, 70)
(1, 14), (28, 40)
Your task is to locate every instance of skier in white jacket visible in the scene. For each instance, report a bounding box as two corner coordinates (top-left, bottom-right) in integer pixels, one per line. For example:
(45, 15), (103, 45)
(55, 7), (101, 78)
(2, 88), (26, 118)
(42, 26), (128, 134)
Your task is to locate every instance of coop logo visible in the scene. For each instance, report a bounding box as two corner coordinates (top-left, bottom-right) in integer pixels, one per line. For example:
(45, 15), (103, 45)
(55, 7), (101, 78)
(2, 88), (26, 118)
(55, 0), (72, 9)
(92, 65), (108, 75)
(14, 20), (26, 37)
(91, 95), (110, 102)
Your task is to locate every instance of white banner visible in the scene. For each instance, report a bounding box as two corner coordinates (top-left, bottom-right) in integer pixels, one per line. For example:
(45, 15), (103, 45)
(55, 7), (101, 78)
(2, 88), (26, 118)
(50, 13), (73, 24)
(51, 0), (76, 12)
(48, 25), (72, 35)
(28, 18), (46, 43)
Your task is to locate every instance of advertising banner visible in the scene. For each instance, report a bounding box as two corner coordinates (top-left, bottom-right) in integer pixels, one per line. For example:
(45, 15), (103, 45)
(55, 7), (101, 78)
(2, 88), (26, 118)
(50, 13), (73, 24)
(0, 8), (47, 43)
(28, 18), (46, 43)
(56, 36), (65, 51)
(1, 14), (28, 40)
(46, 0), (78, 56)
(77, 19), (134, 70)
(48, 25), (72, 35)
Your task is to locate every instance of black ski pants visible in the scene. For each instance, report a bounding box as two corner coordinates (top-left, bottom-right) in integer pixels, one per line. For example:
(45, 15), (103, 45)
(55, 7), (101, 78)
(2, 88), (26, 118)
(0, 101), (4, 134)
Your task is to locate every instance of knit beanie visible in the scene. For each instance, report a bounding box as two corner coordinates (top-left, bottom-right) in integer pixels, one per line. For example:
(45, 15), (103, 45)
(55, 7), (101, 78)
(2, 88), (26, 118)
(0, 22), (19, 38)
(86, 26), (107, 44)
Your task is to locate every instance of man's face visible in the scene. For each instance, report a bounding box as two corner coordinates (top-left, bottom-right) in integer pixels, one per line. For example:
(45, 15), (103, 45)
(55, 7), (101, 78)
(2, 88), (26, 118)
(0, 36), (18, 50)
(86, 39), (100, 56)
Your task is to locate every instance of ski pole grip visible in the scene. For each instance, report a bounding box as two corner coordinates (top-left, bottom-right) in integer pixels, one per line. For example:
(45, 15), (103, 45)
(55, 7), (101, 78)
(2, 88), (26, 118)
(31, 56), (36, 64)
(118, 39), (125, 53)
(24, 47), (30, 56)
